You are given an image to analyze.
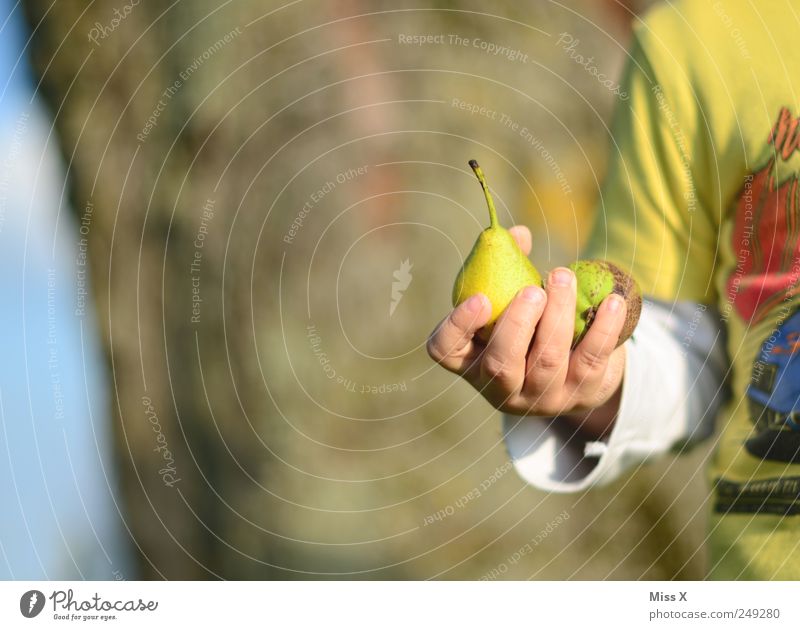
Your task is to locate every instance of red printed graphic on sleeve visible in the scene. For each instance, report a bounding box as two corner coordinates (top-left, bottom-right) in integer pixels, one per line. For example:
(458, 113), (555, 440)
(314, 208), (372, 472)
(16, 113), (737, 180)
(726, 107), (800, 323)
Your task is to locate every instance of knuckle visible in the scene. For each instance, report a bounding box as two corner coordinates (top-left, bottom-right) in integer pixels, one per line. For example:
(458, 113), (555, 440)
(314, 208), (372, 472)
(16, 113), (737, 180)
(532, 349), (564, 372)
(513, 313), (537, 338)
(426, 335), (446, 363)
(497, 311), (523, 336)
(576, 346), (608, 373)
(507, 301), (536, 326)
(481, 353), (512, 382)
(446, 308), (468, 335)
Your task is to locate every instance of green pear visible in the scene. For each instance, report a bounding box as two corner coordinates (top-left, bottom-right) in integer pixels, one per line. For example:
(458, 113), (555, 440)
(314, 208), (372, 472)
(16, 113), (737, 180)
(568, 259), (642, 348)
(452, 160), (543, 342)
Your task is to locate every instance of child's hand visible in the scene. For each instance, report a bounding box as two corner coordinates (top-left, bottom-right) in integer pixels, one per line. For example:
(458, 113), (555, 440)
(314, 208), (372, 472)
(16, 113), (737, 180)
(426, 225), (627, 437)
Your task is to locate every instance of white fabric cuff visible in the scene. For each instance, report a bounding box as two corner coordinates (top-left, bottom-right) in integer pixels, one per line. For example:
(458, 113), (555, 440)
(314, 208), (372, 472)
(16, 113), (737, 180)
(503, 299), (722, 493)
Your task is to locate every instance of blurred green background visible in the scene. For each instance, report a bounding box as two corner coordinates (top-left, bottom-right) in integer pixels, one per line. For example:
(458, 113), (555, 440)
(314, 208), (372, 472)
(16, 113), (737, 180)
(22, 0), (711, 579)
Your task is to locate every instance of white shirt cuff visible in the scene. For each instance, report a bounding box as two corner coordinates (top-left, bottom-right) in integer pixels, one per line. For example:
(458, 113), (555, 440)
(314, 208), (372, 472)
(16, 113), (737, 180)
(503, 299), (721, 493)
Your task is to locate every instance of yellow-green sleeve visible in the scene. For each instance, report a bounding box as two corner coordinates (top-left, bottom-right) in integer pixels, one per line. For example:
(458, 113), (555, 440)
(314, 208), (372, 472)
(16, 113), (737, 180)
(584, 19), (721, 304)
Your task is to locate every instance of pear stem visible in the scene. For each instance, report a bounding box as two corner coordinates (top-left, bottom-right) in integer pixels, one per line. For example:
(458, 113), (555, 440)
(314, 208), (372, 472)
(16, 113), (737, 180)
(469, 159), (499, 229)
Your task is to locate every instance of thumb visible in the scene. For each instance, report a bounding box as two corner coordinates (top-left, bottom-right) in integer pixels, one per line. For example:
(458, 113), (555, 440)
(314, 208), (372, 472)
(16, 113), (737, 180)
(508, 225), (532, 255)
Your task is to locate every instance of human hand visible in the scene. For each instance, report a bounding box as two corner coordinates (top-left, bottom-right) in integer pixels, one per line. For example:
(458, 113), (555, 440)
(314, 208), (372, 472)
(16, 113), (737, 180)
(427, 225), (627, 437)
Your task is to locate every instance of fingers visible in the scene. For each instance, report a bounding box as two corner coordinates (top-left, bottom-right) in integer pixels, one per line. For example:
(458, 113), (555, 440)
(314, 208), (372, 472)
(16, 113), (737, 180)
(426, 294), (491, 374)
(524, 267), (576, 406)
(480, 285), (546, 398)
(567, 294), (627, 389)
(508, 225), (532, 256)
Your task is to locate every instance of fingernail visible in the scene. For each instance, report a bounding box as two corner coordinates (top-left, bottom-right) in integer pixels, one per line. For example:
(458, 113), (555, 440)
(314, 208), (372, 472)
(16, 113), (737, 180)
(465, 294), (486, 312)
(550, 268), (573, 287)
(606, 294), (623, 313)
(521, 286), (544, 303)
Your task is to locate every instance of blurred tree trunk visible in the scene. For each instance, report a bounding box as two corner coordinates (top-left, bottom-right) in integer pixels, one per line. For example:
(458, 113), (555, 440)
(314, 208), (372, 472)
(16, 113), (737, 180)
(22, 1), (287, 579)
